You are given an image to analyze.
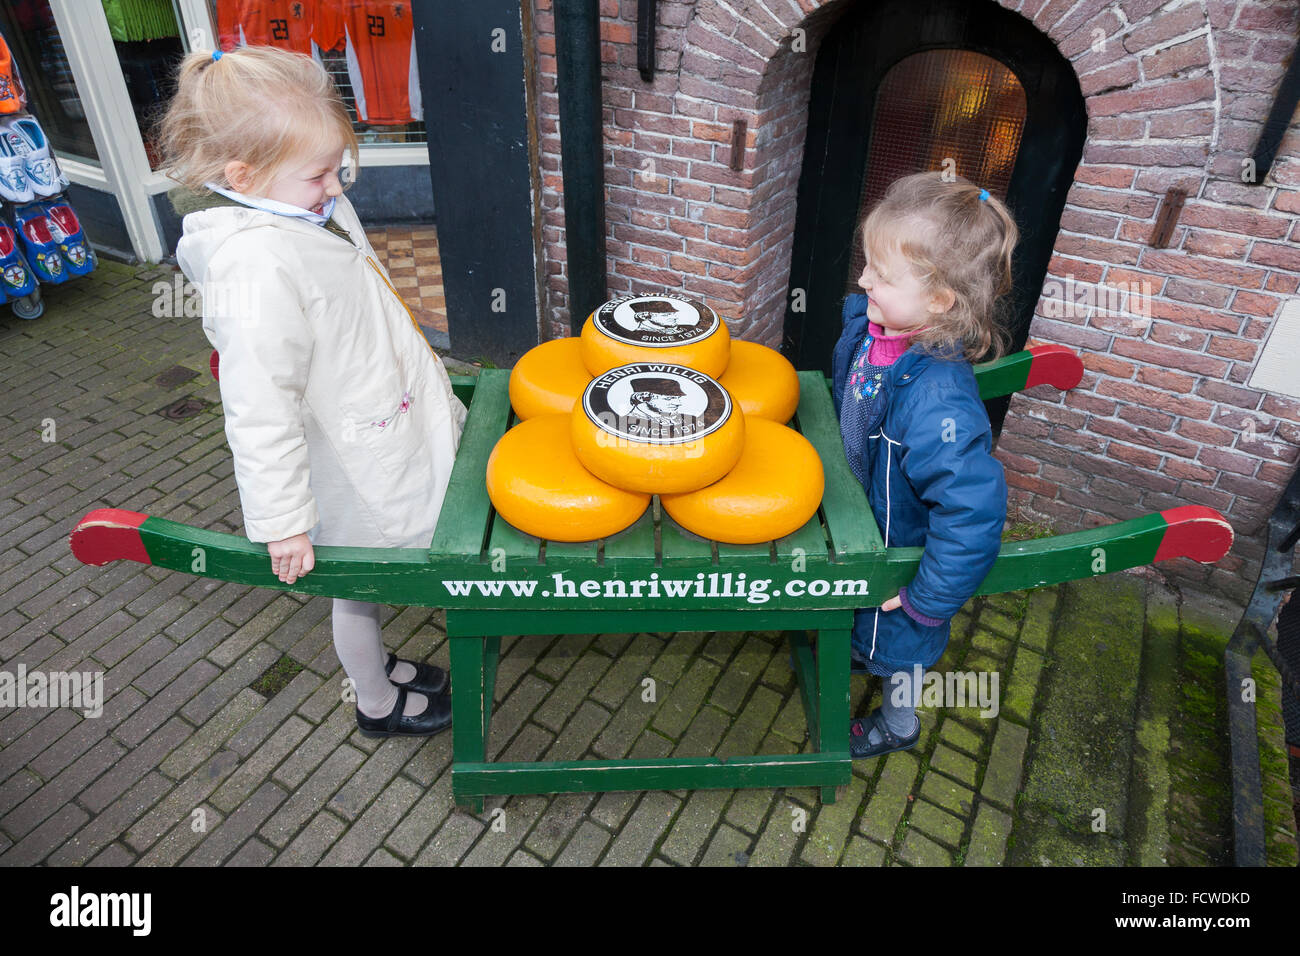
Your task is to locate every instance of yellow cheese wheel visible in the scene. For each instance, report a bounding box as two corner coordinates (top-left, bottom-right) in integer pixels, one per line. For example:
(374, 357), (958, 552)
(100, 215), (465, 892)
(571, 363), (745, 494)
(509, 337), (592, 419)
(660, 418), (824, 544)
(580, 293), (731, 377)
(486, 415), (650, 541)
(716, 340), (801, 423)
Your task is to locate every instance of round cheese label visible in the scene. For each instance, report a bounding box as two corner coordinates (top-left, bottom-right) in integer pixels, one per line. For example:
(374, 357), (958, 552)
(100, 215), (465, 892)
(592, 294), (720, 347)
(582, 363), (733, 446)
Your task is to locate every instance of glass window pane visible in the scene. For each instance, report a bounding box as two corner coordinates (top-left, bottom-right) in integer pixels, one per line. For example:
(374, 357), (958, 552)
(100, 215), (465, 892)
(848, 50), (1026, 293)
(0, 1), (98, 162)
(104, 0), (185, 169)
(210, 0), (426, 145)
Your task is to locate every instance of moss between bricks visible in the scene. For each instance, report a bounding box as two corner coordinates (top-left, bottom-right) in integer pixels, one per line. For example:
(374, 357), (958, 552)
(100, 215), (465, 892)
(1251, 647), (1299, 866)
(250, 654), (304, 698)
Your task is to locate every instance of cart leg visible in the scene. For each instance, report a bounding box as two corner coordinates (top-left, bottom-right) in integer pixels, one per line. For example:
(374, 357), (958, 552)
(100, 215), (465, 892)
(816, 627), (851, 804)
(450, 635), (490, 814)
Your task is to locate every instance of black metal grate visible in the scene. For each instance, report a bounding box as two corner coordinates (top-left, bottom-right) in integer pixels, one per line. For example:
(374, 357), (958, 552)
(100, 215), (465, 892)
(847, 49), (1027, 292)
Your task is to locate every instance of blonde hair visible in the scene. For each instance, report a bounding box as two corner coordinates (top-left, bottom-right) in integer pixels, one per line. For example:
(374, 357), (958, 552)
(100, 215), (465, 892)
(858, 171), (1018, 362)
(157, 45), (359, 198)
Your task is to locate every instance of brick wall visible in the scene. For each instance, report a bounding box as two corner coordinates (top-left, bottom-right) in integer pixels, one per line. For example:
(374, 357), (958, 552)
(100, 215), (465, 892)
(529, 0), (1300, 604)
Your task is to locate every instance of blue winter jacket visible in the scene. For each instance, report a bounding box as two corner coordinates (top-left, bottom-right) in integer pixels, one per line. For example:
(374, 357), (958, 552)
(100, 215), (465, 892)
(831, 293), (1007, 672)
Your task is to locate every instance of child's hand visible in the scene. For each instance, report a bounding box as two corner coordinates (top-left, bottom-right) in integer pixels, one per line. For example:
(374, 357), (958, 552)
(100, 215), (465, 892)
(268, 533), (314, 584)
(881, 595), (902, 612)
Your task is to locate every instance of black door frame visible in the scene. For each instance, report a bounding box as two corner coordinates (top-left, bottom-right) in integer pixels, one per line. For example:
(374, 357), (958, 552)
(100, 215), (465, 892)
(783, 0), (1086, 432)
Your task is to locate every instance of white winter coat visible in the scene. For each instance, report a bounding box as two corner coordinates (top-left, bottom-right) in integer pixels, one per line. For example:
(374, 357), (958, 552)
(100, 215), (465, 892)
(174, 191), (467, 549)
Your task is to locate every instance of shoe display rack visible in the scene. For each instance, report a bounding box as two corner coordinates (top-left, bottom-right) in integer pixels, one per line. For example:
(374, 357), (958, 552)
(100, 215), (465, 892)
(0, 110), (97, 320)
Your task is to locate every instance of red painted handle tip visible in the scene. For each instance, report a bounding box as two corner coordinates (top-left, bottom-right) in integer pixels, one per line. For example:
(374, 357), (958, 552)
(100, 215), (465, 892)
(1155, 505), (1233, 564)
(70, 509), (152, 567)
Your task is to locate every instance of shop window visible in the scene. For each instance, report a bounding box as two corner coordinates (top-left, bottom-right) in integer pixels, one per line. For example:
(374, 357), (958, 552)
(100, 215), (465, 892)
(0, 0), (98, 162)
(103, 0), (185, 169)
(210, 1), (426, 145)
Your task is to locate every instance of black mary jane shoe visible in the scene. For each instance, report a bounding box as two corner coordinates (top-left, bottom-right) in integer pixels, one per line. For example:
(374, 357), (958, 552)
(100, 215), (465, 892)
(385, 652), (448, 696)
(356, 686), (452, 738)
(849, 707), (920, 760)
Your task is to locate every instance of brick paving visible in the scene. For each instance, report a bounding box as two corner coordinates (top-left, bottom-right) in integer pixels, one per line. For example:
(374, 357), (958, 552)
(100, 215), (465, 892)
(1, 260), (1294, 867)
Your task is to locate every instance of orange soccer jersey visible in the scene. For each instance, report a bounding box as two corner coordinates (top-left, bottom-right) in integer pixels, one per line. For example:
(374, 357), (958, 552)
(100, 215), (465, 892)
(217, 0), (316, 55)
(314, 0), (421, 125)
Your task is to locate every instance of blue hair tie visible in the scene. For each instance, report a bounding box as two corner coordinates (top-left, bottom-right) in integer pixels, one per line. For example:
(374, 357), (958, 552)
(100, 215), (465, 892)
(979, 188), (990, 202)
(211, 50), (223, 61)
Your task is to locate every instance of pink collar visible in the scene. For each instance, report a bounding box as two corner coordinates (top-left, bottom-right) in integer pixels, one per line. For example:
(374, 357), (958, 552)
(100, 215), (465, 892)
(866, 320), (924, 365)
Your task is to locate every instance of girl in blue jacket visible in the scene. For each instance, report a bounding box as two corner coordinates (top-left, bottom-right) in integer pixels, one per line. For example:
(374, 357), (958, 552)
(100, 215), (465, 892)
(832, 171), (1017, 759)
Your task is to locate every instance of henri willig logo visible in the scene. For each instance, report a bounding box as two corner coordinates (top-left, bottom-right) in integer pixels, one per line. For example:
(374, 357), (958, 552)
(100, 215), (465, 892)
(50, 886), (151, 936)
(593, 293), (719, 346)
(583, 363), (731, 446)
(0, 665), (102, 718)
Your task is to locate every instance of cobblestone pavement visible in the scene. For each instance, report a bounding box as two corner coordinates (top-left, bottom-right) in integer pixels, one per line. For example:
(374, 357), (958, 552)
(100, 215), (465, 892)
(1, 261), (1293, 867)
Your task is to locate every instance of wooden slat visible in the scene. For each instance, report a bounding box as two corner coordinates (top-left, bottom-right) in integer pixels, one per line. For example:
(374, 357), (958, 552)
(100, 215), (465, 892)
(449, 374), (478, 406)
(486, 508), (544, 562)
(773, 514), (831, 566)
(714, 540), (774, 565)
(659, 510), (716, 567)
(793, 371), (882, 559)
(430, 369), (512, 560)
(545, 539), (601, 562)
(602, 506), (656, 561)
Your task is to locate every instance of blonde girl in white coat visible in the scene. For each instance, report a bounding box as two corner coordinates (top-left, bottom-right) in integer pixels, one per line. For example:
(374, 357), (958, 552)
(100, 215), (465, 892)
(159, 46), (467, 738)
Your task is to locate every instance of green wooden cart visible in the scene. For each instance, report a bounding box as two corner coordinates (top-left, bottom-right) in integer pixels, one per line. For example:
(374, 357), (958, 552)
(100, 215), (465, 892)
(71, 345), (1233, 812)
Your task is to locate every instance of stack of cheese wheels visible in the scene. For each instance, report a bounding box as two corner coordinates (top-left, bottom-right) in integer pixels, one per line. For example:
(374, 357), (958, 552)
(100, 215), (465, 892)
(491, 291), (821, 543)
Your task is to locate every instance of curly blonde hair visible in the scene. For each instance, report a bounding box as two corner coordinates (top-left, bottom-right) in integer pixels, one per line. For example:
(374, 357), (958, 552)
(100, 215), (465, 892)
(858, 171), (1018, 362)
(157, 45), (359, 198)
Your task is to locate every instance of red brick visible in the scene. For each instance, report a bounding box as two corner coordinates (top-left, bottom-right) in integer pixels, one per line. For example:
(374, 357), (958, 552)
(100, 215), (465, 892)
(1147, 108), (1215, 138)
(613, 222), (684, 252)
(1206, 335), (1259, 362)
(1087, 143), (1210, 167)
(1117, 404), (1175, 430)
(1073, 165), (1137, 189)
(1142, 36), (1211, 80)
(1078, 60), (1141, 97)
(1048, 256), (1105, 284)
(1006, 471), (1059, 497)
(1181, 230), (1250, 260)
(669, 254), (708, 276)
(1236, 2), (1300, 32)
(1059, 208), (1122, 238)
(1148, 299), (1242, 333)
(1216, 472), (1282, 503)
(1111, 338), (1229, 377)
(668, 218), (708, 240)
(1249, 243), (1300, 272)
(1259, 461), (1298, 485)
(1236, 433), (1299, 464)
(1196, 379), (1263, 410)
(681, 275), (746, 300)
(1139, 248), (1270, 288)
(1089, 115), (1146, 140)
(1053, 426), (1108, 454)
(1196, 446), (1258, 476)
(1273, 191), (1300, 216)
(1097, 380), (1214, 419)
(1055, 235), (1142, 265)
(1110, 440), (1164, 470)
(1162, 279), (1233, 309)
(1181, 202), (1292, 239)
(671, 137), (713, 161)
(1264, 273), (1299, 294)
(1092, 418), (1200, 460)
(1136, 367), (1196, 392)
(1122, 4), (1209, 53)
(1176, 482), (1235, 512)
(1176, 418), (1238, 445)
(1090, 76), (1214, 117)
(1261, 395), (1300, 426)
(1082, 353), (1137, 379)
(1229, 291), (1282, 317)
(1162, 458), (1216, 482)
(689, 240), (759, 266)
(1064, 391), (1119, 416)
(1066, 185), (1160, 217)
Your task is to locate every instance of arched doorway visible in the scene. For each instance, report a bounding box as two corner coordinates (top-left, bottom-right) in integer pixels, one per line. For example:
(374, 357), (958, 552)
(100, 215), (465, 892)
(784, 0), (1087, 432)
